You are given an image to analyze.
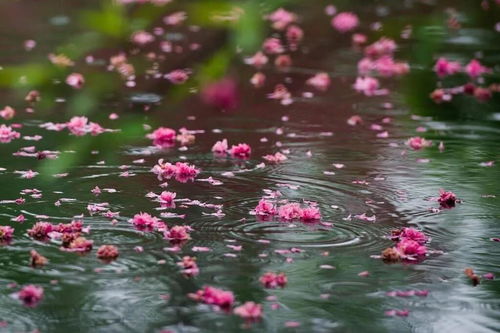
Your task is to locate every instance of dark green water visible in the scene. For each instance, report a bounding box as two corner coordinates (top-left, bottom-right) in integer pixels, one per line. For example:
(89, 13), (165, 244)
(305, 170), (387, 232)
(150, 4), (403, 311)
(0, 0), (499, 332)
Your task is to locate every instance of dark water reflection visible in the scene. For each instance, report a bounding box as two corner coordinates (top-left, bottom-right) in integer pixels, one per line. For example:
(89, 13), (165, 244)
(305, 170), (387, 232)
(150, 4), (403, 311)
(0, 0), (499, 332)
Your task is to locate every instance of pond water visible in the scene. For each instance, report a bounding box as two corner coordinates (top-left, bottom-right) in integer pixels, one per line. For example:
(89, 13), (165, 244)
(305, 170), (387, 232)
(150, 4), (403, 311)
(0, 1), (499, 332)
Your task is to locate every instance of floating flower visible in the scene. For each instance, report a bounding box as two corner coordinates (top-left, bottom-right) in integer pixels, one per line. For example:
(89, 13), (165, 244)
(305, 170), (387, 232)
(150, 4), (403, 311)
(392, 227), (427, 244)
(165, 69), (189, 84)
(0, 106), (15, 120)
(0, 225), (14, 242)
(146, 127), (176, 148)
(230, 143), (252, 159)
(28, 222), (54, 240)
(353, 76), (379, 96)
(131, 30), (154, 45)
(30, 250), (48, 267)
(234, 302), (263, 322)
(286, 25), (304, 47)
(464, 59), (491, 78)
(254, 199), (277, 216)
(67, 237), (94, 253)
(381, 247), (401, 262)
(464, 267), (480, 286)
(262, 37), (284, 54)
(164, 225), (192, 241)
(96, 245), (119, 261)
(347, 115), (363, 126)
(159, 191), (176, 206)
(244, 51), (268, 68)
(66, 73), (84, 89)
(331, 12), (359, 33)
(405, 137), (432, 150)
(306, 72), (330, 91)
(260, 272), (288, 288)
(18, 285), (44, 307)
(396, 239), (427, 257)
(130, 212), (160, 231)
(278, 203), (302, 220)
(266, 8), (296, 30)
(364, 38), (397, 58)
(211, 139), (228, 154)
(438, 189), (457, 208)
(189, 286), (234, 310)
(433, 57), (461, 77)
(250, 72), (266, 88)
(0, 124), (21, 143)
(262, 152), (287, 163)
(152, 159), (200, 182)
(300, 206), (321, 222)
(177, 256), (199, 277)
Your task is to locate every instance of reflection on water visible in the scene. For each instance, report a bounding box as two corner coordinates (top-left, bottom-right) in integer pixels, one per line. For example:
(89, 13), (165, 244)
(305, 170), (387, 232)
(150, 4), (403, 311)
(0, 0), (499, 332)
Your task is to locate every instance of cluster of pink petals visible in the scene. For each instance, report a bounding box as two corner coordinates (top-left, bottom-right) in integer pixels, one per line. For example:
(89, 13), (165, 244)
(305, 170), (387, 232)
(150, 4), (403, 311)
(405, 137), (432, 150)
(364, 38), (397, 58)
(381, 227), (429, 262)
(391, 227), (427, 244)
(159, 191), (176, 206)
(66, 73), (84, 89)
(266, 8), (297, 30)
(164, 225), (192, 241)
(465, 59), (491, 78)
(211, 139), (229, 154)
(268, 84), (292, 105)
(306, 72), (331, 91)
(146, 127), (176, 148)
(262, 37), (285, 54)
(177, 256), (199, 277)
(260, 272), (288, 288)
(66, 237), (94, 253)
(254, 199), (277, 216)
(347, 115), (363, 126)
(189, 286), (235, 310)
(358, 56), (409, 77)
(253, 199), (321, 222)
(152, 159), (200, 182)
(234, 302), (263, 322)
(285, 26), (304, 51)
(353, 77), (381, 96)
(438, 189), (458, 208)
(66, 116), (106, 136)
(434, 57), (462, 77)
(130, 212), (163, 231)
(165, 69), (190, 84)
(18, 285), (44, 307)
(131, 30), (154, 45)
(429, 58), (493, 103)
(0, 106), (15, 120)
(396, 239), (427, 257)
(357, 37), (408, 80)
(55, 220), (85, 234)
(244, 51), (268, 68)
(262, 152), (287, 163)
(0, 124), (21, 143)
(96, 245), (119, 261)
(229, 143), (252, 159)
(28, 222), (54, 240)
(0, 225), (14, 242)
(331, 12), (359, 33)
